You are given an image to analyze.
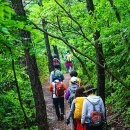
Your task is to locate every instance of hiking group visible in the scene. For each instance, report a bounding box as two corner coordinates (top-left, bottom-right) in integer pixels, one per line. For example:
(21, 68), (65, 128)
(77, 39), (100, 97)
(49, 52), (105, 130)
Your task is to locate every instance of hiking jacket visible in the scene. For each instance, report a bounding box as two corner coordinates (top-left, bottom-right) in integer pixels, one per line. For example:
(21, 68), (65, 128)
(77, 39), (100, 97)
(81, 95), (105, 124)
(49, 81), (67, 98)
(65, 84), (79, 101)
(50, 69), (64, 83)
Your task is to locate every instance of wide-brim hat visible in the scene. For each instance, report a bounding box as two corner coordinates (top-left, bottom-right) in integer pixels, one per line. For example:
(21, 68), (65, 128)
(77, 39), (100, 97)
(83, 84), (97, 94)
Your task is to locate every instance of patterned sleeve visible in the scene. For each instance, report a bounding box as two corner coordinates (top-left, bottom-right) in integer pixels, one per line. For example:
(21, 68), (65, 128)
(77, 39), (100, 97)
(67, 99), (75, 119)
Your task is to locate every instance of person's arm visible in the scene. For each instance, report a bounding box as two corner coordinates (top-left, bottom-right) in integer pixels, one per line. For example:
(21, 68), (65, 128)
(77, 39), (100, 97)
(62, 83), (67, 90)
(50, 72), (53, 83)
(49, 83), (53, 92)
(81, 99), (88, 125)
(67, 99), (75, 119)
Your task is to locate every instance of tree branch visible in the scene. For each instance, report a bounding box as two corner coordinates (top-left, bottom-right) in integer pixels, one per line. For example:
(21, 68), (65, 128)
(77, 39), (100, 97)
(54, 0), (91, 43)
(32, 22), (128, 88)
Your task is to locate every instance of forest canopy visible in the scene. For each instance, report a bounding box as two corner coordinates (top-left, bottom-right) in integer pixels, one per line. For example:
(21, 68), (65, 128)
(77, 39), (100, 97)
(0, 0), (130, 129)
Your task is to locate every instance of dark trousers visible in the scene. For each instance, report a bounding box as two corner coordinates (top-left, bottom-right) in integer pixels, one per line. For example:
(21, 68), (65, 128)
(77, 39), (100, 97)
(53, 97), (64, 119)
(86, 124), (103, 130)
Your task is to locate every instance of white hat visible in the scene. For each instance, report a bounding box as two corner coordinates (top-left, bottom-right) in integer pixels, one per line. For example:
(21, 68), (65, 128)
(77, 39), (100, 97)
(70, 77), (77, 83)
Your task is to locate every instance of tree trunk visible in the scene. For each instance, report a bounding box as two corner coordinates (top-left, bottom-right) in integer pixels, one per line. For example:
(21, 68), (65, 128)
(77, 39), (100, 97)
(53, 45), (60, 59)
(42, 19), (54, 73)
(94, 30), (105, 102)
(86, 0), (105, 102)
(24, 47), (49, 130)
(11, 0), (49, 129)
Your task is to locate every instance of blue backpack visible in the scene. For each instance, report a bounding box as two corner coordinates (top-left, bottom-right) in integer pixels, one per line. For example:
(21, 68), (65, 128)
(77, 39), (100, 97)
(52, 70), (64, 82)
(68, 84), (79, 104)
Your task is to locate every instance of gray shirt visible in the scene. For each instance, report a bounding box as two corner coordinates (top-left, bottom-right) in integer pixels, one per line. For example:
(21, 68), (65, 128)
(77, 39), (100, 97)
(81, 95), (105, 124)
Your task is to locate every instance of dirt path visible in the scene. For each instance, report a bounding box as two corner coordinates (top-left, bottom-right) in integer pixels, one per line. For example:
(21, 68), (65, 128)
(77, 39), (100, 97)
(43, 74), (72, 130)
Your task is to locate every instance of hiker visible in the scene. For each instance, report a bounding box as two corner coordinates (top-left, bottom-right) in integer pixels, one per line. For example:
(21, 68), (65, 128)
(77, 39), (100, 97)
(66, 87), (86, 130)
(50, 64), (64, 83)
(65, 77), (79, 130)
(69, 70), (81, 86)
(64, 50), (73, 73)
(52, 54), (61, 70)
(81, 84), (105, 130)
(49, 76), (67, 121)
(65, 77), (79, 106)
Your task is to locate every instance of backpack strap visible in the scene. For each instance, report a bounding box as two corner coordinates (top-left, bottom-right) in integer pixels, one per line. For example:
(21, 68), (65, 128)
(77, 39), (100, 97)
(86, 98), (100, 111)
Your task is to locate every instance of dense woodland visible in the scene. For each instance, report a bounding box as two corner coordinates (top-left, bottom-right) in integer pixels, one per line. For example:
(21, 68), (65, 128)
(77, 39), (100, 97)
(0, 0), (130, 129)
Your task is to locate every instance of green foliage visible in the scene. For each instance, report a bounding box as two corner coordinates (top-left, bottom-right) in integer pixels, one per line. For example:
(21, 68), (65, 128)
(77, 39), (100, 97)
(0, 0), (130, 129)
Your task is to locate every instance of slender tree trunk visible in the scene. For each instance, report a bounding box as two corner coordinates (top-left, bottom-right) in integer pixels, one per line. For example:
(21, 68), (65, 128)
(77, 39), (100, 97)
(42, 19), (53, 73)
(53, 45), (60, 59)
(94, 30), (105, 101)
(11, 0), (49, 129)
(86, 0), (105, 102)
(7, 46), (29, 128)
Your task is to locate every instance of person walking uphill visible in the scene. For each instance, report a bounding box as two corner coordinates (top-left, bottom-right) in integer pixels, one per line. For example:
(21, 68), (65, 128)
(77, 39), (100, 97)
(65, 77), (79, 130)
(52, 53), (61, 70)
(49, 76), (67, 121)
(81, 84), (105, 130)
(64, 50), (73, 73)
(50, 64), (64, 83)
(66, 87), (86, 130)
(69, 70), (81, 86)
(65, 77), (79, 106)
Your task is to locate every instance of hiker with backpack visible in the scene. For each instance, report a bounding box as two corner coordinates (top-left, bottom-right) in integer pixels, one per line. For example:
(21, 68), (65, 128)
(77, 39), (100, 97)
(66, 87), (86, 130)
(52, 54), (61, 70)
(65, 77), (79, 130)
(81, 84), (105, 130)
(49, 76), (67, 121)
(50, 64), (64, 83)
(69, 70), (81, 87)
(65, 77), (79, 106)
(64, 50), (73, 73)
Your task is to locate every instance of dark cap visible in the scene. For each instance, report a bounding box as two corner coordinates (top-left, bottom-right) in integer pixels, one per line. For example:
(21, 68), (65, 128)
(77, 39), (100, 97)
(83, 84), (97, 94)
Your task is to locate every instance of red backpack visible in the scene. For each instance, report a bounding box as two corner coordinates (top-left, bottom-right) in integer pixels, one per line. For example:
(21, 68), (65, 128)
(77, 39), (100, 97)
(55, 82), (64, 97)
(53, 58), (60, 66)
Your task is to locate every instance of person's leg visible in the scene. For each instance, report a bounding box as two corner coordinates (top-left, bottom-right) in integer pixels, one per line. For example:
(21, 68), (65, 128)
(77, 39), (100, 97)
(53, 98), (60, 120)
(87, 125), (103, 130)
(59, 97), (64, 120)
(86, 124), (92, 130)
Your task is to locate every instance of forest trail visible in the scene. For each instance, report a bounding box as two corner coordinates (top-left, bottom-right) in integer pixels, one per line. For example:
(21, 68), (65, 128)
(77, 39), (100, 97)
(42, 73), (72, 130)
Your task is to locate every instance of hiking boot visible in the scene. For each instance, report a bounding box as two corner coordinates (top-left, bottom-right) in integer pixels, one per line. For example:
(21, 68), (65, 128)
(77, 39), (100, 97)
(60, 114), (64, 120)
(57, 117), (60, 121)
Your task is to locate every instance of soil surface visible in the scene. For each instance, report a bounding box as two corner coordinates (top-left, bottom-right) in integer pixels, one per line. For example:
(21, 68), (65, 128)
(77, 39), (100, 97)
(43, 74), (72, 130)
